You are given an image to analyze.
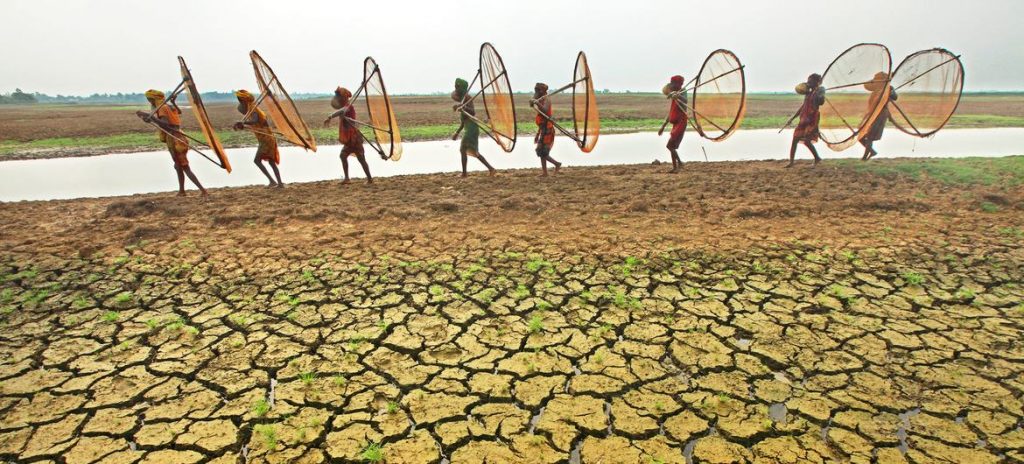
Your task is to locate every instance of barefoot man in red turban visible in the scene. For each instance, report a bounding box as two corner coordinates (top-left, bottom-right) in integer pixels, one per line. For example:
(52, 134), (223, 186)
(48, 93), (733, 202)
(531, 82), (562, 176)
(787, 74), (825, 167)
(658, 75), (688, 173)
(135, 89), (208, 197)
(324, 87), (376, 184)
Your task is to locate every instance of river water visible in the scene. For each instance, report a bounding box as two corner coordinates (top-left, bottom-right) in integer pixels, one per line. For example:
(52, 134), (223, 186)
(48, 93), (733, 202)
(1, 128), (1021, 202)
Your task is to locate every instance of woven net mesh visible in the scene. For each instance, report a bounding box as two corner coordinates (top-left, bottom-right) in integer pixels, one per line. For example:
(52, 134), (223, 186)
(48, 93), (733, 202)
(819, 43), (892, 151)
(178, 56), (231, 172)
(363, 57), (403, 161)
(572, 52), (600, 153)
(250, 51), (317, 152)
(479, 43), (517, 152)
(888, 49), (964, 137)
(691, 49), (746, 142)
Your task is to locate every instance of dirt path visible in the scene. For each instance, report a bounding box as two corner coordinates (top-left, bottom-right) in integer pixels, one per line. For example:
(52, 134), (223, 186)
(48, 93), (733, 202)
(0, 160), (1022, 463)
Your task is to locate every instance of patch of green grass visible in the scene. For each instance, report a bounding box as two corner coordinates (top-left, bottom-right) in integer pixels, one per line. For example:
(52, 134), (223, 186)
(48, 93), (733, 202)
(254, 424), (277, 451)
(527, 314), (544, 334)
(102, 311), (119, 323)
(998, 226), (1023, 238)
(361, 442), (384, 463)
(252, 399), (271, 418)
(386, 401), (399, 414)
(299, 371), (317, 387)
(980, 202), (1001, 213)
(113, 292), (133, 304)
(525, 256), (552, 273)
(511, 284), (530, 300)
(901, 272), (925, 286)
(836, 156), (1024, 187)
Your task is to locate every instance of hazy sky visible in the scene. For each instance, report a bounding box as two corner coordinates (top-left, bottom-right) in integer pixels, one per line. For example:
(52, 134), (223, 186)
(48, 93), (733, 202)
(2, 0), (1021, 95)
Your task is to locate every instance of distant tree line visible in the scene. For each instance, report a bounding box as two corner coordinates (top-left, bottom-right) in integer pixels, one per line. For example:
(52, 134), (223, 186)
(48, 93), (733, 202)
(0, 90), (333, 105)
(0, 89), (38, 104)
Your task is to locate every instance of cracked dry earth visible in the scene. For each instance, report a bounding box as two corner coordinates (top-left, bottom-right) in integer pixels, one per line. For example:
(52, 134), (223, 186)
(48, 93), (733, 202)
(0, 159), (1022, 463)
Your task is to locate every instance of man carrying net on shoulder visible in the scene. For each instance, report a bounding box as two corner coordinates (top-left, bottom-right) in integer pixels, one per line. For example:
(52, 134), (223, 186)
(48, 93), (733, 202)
(787, 74), (825, 168)
(531, 82), (562, 177)
(451, 78), (497, 178)
(658, 75), (688, 173)
(324, 87), (376, 185)
(860, 72), (896, 161)
(233, 90), (283, 187)
(135, 89), (208, 197)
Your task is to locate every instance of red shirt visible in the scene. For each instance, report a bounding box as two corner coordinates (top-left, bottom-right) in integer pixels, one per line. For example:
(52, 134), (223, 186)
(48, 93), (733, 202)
(337, 106), (361, 144)
(668, 94), (688, 125)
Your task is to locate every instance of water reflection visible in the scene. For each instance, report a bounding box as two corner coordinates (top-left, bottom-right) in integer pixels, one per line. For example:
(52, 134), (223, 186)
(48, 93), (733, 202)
(1, 128), (1021, 202)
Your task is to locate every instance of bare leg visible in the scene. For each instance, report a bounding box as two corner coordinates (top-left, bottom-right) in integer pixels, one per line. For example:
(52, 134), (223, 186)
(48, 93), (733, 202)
(254, 155), (277, 186)
(540, 156), (549, 177)
(805, 141), (821, 165)
(176, 166), (187, 196)
(340, 152), (351, 184)
(460, 151), (469, 178)
(786, 138), (799, 168)
(475, 152), (496, 176)
(269, 162), (284, 187)
(356, 153), (373, 184)
(182, 167), (208, 196)
(544, 155), (562, 174)
(669, 149), (681, 172)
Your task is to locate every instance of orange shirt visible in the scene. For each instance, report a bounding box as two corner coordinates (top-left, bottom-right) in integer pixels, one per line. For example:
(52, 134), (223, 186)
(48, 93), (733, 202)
(156, 105), (182, 127)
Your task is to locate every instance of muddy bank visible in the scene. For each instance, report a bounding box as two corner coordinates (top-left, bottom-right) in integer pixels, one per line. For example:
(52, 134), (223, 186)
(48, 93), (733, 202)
(0, 160), (1021, 463)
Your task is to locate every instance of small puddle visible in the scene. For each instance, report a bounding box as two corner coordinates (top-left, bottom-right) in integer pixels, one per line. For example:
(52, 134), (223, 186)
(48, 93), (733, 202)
(897, 407), (922, 454)
(684, 426), (716, 464)
(769, 403), (788, 425)
(821, 416), (834, 441)
(605, 400), (614, 435)
(527, 407), (545, 434)
(568, 438), (584, 464)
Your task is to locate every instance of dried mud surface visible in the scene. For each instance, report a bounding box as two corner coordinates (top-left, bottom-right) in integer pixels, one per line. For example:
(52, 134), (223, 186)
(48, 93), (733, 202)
(0, 160), (1022, 463)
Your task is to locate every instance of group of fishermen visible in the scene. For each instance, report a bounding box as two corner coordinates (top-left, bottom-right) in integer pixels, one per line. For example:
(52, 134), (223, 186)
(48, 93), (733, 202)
(135, 74), (895, 197)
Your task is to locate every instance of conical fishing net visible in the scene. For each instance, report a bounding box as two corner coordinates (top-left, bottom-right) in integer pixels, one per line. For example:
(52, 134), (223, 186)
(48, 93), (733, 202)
(250, 50), (317, 152)
(478, 43), (517, 152)
(178, 56), (231, 172)
(363, 57), (403, 160)
(888, 49), (964, 137)
(691, 49), (746, 142)
(819, 43), (892, 151)
(572, 51), (600, 153)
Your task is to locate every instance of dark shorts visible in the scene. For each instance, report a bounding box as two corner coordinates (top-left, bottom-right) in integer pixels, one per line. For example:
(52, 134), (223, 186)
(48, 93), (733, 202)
(536, 142), (552, 157)
(667, 121), (686, 149)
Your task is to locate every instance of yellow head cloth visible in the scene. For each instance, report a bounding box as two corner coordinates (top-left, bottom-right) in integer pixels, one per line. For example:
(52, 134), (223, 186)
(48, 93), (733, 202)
(235, 89), (255, 103)
(145, 89), (165, 103)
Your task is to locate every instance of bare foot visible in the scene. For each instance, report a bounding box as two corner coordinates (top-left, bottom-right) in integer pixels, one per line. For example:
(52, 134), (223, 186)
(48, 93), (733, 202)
(554, 164), (562, 174)
(461, 172), (469, 178)
(367, 178), (374, 184)
(275, 183), (285, 188)
(540, 172), (548, 177)
(784, 162), (795, 168)
(268, 182), (277, 187)
(813, 158), (821, 166)
(341, 179), (351, 185)
(200, 190), (209, 198)
(177, 191), (187, 197)
(488, 169), (496, 177)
